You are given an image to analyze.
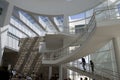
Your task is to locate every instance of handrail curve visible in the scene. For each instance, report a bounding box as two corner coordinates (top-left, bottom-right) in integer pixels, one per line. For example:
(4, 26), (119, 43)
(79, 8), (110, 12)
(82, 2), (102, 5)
(43, 13), (96, 60)
(43, 5), (120, 61)
(66, 62), (120, 80)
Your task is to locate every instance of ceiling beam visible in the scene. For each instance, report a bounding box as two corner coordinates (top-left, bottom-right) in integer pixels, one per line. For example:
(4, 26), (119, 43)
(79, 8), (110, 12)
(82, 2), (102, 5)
(12, 13), (40, 36)
(10, 23), (30, 37)
(28, 13), (46, 31)
(48, 17), (60, 32)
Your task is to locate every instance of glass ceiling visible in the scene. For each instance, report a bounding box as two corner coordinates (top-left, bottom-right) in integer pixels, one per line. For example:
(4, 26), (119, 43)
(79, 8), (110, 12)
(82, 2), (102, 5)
(39, 16), (57, 33)
(9, 7), (64, 38)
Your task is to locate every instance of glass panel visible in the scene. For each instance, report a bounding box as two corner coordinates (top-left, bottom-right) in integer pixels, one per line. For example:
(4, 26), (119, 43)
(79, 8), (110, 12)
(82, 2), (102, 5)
(54, 16), (64, 26)
(70, 12), (85, 21)
(90, 40), (117, 79)
(8, 25), (27, 38)
(18, 10), (45, 36)
(39, 16), (57, 33)
(86, 9), (93, 18)
(10, 17), (37, 37)
(7, 33), (19, 50)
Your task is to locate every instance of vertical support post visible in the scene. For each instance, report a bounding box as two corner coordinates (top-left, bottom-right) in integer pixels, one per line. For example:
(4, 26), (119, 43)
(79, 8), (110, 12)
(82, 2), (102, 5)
(63, 15), (69, 33)
(0, 2), (14, 65)
(49, 66), (52, 80)
(112, 37), (120, 80)
(59, 65), (63, 80)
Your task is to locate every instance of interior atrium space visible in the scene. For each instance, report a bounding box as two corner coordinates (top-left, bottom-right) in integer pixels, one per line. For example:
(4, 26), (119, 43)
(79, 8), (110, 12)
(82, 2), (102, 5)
(0, 0), (120, 80)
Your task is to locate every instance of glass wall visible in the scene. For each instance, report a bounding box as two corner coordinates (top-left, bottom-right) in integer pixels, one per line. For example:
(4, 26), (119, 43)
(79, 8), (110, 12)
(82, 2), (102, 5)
(6, 32), (20, 50)
(90, 40), (117, 79)
(53, 16), (64, 32)
(39, 16), (57, 34)
(69, 0), (120, 34)
(67, 1), (120, 80)
(67, 55), (91, 80)
(10, 16), (36, 37)
(8, 25), (27, 38)
(67, 40), (117, 80)
(18, 11), (45, 36)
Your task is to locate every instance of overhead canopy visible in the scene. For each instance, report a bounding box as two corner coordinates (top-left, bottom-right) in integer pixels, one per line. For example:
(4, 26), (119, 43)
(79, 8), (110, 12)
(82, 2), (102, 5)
(6, 0), (105, 15)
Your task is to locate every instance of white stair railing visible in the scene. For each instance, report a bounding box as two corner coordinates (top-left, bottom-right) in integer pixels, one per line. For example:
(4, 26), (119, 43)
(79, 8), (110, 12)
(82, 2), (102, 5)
(43, 13), (96, 60)
(94, 66), (120, 80)
(64, 63), (110, 80)
(65, 62), (120, 80)
(43, 5), (120, 62)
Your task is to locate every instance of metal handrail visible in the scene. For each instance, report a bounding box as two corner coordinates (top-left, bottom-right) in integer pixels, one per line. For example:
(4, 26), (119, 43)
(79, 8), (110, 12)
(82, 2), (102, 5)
(43, 13), (96, 60)
(43, 5), (120, 61)
(94, 66), (120, 80)
(94, 66), (120, 76)
(64, 63), (108, 80)
(95, 5), (120, 22)
(66, 62), (120, 80)
(44, 25), (87, 52)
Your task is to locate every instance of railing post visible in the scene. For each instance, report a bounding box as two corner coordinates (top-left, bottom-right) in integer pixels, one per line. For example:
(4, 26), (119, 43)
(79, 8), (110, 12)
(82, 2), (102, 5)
(43, 8), (97, 61)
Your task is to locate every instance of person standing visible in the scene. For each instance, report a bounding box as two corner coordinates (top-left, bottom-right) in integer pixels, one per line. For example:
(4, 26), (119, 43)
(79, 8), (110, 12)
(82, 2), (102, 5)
(90, 60), (94, 73)
(80, 77), (83, 80)
(81, 57), (86, 71)
(84, 77), (88, 80)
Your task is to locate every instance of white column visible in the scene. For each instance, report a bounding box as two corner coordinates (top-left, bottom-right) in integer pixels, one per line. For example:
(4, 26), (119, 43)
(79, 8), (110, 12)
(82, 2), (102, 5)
(112, 37), (120, 79)
(49, 66), (52, 80)
(0, 2), (13, 65)
(63, 15), (69, 33)
(4, 3), (14, 26)
(63, 15), (69, 56)
(0, 25), (9, 65)
(0, 27), (2, 66)
(110, 46), (118, 80)
(0, 1), (14, 26)
(59, 65), (63, 80)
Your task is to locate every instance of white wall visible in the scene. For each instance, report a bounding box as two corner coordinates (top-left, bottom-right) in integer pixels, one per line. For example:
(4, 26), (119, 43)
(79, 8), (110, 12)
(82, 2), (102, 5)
(0, 25), (9, 65)
(0, 1), (9, 27)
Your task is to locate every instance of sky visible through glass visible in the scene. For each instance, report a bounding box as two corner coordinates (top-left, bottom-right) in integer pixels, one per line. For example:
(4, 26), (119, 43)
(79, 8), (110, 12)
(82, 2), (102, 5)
(70, 13), (85, 20)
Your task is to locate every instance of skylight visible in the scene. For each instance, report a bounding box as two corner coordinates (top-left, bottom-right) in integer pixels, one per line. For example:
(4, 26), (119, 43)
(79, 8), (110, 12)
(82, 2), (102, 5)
(54, 16), (63, 26)
(69, 12), (85, 21)
(39, 16), (57, 33)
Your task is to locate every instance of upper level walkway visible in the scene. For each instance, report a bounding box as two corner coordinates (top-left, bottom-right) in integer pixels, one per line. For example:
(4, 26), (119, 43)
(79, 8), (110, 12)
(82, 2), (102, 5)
(42, 6), (120, 64)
